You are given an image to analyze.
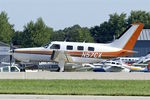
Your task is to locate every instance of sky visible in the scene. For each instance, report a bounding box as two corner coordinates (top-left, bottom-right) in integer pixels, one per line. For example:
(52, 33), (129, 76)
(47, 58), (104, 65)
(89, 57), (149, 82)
(0, 0), (150, 31)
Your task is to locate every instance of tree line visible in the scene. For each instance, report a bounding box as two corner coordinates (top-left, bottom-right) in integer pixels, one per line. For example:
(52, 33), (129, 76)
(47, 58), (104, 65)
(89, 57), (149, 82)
(0, 10), (150, 47)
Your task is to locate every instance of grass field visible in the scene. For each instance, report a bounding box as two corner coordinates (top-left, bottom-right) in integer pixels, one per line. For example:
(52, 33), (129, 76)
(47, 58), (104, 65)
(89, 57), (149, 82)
(0, 80), (150, 96)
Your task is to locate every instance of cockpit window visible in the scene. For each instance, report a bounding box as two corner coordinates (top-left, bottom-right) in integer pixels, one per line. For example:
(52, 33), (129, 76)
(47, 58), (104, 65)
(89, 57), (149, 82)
(43, 44), (49, 48)
(50, 44), (60, 49)
(43, 42), (51, 48)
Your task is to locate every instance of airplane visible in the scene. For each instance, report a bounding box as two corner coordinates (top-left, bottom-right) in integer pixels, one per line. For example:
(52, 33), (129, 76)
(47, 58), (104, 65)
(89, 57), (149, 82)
(117, 57), (140, 64)
(135, 53), (150, 64)
(75, 63), (104, 72)
(92, 60), (150, 72)
(115, 53), (150, 67)
(10, 23), (144, 72)
(115, 52), (150, 65)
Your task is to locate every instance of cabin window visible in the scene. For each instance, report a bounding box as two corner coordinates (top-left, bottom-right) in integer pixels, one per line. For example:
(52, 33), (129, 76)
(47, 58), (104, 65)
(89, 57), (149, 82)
(77, 46), (84, 50)
(50, 44), (60, 49)
(88, 47), (94, 51)
(66, 45), (73, 50)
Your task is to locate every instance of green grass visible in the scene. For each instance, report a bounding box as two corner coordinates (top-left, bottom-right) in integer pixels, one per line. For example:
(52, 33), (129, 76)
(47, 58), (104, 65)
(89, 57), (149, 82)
(0, 80), (150, 96)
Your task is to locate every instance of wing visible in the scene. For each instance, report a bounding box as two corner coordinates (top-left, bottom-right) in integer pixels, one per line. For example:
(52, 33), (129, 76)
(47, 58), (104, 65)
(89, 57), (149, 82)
(51, 50), (73, 63)
(51, 50), (73, 72)
(105, 65), (126, 72)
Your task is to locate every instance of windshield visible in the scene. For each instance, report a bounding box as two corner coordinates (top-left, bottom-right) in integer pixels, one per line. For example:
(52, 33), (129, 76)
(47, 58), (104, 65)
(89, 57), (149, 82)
(43, 42), (51, 48)
(50, 44), (60, 49)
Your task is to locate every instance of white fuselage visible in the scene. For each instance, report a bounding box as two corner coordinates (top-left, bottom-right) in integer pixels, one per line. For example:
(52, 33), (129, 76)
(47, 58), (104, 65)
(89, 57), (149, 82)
(13, 42), (114, 63)
(102, 60), (145, 72)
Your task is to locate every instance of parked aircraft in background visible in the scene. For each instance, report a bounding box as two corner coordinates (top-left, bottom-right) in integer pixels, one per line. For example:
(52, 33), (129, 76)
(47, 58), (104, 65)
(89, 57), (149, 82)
(136, 53), (150, 64)
(38, 62), (60, 72)
(73, 63), (104, 72)
(93, 60), (150, 72)
(10, 23), (144, 71)
(91, 53), (150, 72)
(117, 57), (140, 64)
(117, 53), (150, 64)
(116, 53), (150, 67)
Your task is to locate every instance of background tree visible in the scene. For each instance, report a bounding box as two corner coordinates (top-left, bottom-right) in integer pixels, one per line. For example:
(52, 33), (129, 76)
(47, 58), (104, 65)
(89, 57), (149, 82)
(50, 30), (66, 41)
(1, 10), (150, 47)
(108, 13), (127, 38)
(51, 25), (94, 43)
(128, 10), (150, 28)
(90, 13), (127, 43)
(21, 18), (53, 47)
(90, 21), (111, 43)
(0, 11), (14, 43)
(12, 31), (23, 47)
(63, 25), (94, 42)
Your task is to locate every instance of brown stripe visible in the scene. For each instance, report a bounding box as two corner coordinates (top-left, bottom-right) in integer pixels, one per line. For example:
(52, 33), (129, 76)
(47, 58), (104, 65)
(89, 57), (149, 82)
(14, 50), (134, 58)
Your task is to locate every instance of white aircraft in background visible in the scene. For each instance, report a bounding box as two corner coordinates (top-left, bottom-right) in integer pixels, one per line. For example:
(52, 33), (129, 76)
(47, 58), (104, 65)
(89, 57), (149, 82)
(92, 60), (150, 72)
(117, 57), (140, 64)
(10, 23), (144, 71)
(136, 53), (150, 64)
(115, 53), (150, 67)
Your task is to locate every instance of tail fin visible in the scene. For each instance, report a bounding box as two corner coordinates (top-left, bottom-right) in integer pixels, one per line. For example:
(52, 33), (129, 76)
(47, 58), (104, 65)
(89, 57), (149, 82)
(110, 23), (144, 51)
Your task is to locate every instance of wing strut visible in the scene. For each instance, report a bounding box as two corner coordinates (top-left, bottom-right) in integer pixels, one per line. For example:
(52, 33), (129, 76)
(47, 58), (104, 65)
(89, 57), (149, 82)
(58, 59), (65, 72)
(51, 50), (73, 72)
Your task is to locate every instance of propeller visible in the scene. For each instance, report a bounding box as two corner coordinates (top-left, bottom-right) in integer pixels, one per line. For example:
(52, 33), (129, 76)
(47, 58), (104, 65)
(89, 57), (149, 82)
(9, 42), (14, 67)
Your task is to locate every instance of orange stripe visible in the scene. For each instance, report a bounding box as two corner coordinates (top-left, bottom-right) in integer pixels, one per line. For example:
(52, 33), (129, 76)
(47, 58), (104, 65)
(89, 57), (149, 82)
(14, 50), (134, 58)
(123, 23), (144, 50)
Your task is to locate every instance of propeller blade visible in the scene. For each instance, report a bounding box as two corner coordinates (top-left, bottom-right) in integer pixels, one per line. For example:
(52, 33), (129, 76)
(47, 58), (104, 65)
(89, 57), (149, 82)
(9, 41), (14, 67)
(10, 55), (12, 67)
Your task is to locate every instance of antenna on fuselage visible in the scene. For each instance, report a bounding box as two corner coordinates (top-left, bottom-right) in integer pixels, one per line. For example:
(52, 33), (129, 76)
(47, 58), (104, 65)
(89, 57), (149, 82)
(64, 38), (68, 42)
(83, 40), (86, 43)
(113, 35), (116, 41)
